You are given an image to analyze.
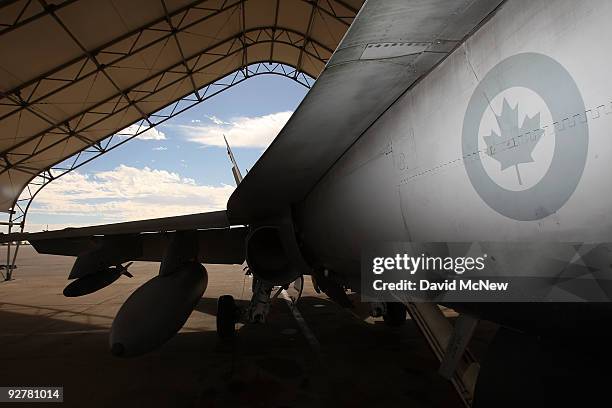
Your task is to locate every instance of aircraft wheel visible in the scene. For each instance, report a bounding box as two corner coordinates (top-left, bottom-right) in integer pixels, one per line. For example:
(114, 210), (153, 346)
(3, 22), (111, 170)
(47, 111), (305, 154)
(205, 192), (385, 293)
(383, 302), (406, 327)
(217, 295), (236, 339)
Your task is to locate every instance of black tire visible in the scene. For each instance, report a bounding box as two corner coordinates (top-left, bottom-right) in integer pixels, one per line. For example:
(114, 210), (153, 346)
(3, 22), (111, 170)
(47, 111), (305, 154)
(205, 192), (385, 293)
(383, 302), (406, 327)
(217, 295), (236, 339)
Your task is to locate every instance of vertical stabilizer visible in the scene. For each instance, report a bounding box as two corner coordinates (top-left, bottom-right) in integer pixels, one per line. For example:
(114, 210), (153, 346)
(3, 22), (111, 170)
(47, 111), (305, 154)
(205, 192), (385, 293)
(224, 135), (243, 185)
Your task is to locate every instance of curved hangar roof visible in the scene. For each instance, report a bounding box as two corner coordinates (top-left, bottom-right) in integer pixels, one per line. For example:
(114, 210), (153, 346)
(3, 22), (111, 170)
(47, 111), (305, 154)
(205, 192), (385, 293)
(0, 0), (363, 212)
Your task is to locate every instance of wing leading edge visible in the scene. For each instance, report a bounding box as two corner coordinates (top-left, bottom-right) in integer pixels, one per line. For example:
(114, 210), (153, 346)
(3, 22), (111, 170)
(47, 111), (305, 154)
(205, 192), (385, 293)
(1, 210), (246, 264)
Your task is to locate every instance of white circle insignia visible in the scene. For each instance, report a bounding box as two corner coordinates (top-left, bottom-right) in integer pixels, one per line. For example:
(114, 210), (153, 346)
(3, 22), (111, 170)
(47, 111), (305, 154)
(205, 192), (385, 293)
(462, 53), (588, 221)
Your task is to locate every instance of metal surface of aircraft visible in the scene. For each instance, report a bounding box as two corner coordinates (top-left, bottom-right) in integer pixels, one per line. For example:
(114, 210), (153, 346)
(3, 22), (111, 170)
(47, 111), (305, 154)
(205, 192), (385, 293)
(3, 0), (612, 405)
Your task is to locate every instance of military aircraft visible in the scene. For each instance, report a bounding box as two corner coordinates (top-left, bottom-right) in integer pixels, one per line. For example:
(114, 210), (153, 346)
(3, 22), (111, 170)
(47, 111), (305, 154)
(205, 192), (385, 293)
(3, 0), (612, 405)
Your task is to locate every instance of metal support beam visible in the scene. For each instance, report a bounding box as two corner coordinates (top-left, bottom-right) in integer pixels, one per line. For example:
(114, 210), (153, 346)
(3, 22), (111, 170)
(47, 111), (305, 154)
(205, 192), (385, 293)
(0, 27), (330, 173)
(295, 0), (319, 78)
(0, 209), (21, 281)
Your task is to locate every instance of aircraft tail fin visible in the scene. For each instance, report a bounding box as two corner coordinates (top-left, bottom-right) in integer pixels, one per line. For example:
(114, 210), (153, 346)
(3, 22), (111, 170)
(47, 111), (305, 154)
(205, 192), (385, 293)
(224, 134), (243, 185)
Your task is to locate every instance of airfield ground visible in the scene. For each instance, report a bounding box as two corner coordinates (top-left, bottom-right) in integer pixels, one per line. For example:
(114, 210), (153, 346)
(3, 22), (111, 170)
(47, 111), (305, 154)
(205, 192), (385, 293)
(0, 246), (496, 407)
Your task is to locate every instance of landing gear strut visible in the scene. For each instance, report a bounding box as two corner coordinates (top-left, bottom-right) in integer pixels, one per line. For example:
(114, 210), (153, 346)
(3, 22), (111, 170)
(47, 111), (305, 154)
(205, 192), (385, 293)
(246, 278), (274, 323)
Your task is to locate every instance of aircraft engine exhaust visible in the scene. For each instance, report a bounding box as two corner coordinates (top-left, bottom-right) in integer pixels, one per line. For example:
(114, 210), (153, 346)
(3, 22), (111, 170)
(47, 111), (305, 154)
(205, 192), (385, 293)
(109, 262), (207, 357)
(245, 226), (302, 286)
(63, 263), (133, 297)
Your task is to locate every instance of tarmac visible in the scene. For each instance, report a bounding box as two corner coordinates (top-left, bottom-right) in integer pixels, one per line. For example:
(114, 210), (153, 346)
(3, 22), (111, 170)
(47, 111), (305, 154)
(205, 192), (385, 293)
(0, 245), (495, 408)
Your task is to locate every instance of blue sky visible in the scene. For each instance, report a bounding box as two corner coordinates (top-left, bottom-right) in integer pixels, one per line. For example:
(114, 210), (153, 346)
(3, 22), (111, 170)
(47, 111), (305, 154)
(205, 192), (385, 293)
(26, 74), (308, 231)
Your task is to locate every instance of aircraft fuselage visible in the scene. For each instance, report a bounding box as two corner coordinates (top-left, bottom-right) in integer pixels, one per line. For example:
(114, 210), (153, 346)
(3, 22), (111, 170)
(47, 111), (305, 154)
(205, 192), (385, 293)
(296, 0), (612, 331)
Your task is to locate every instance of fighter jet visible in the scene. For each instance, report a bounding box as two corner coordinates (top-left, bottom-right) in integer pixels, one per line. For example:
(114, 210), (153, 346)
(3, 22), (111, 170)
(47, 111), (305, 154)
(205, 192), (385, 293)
(3, 0), (612, 405)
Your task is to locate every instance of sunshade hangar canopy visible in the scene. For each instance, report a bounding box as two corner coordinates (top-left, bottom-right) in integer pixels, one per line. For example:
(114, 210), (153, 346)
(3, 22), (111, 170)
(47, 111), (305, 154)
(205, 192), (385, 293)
(0, 0), (363, 212)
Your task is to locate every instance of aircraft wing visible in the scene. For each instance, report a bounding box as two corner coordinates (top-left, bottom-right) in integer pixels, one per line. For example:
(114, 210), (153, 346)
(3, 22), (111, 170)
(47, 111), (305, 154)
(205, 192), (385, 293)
(227, 0), (505, 223)
(0, 210), (246, 264)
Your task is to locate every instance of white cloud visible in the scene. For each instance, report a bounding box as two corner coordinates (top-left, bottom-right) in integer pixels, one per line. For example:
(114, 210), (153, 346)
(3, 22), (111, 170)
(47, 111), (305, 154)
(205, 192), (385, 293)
(117, 124), (166, 140)
(152, 146), (167, 151)
(29, 165), (234, 228)
(180, 111), (293, 148)
(205, 115), (229, 125)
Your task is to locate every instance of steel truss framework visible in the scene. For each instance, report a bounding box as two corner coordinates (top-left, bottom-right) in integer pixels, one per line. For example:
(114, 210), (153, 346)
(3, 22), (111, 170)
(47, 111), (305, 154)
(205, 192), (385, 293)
(1, 63), (312, 281)
(0, 0), (356, 187)
(0, 0), (362, 280)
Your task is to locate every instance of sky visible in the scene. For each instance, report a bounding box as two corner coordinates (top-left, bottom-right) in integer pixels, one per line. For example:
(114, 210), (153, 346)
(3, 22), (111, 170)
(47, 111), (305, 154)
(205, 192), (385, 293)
(25, 74), (309, 231)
